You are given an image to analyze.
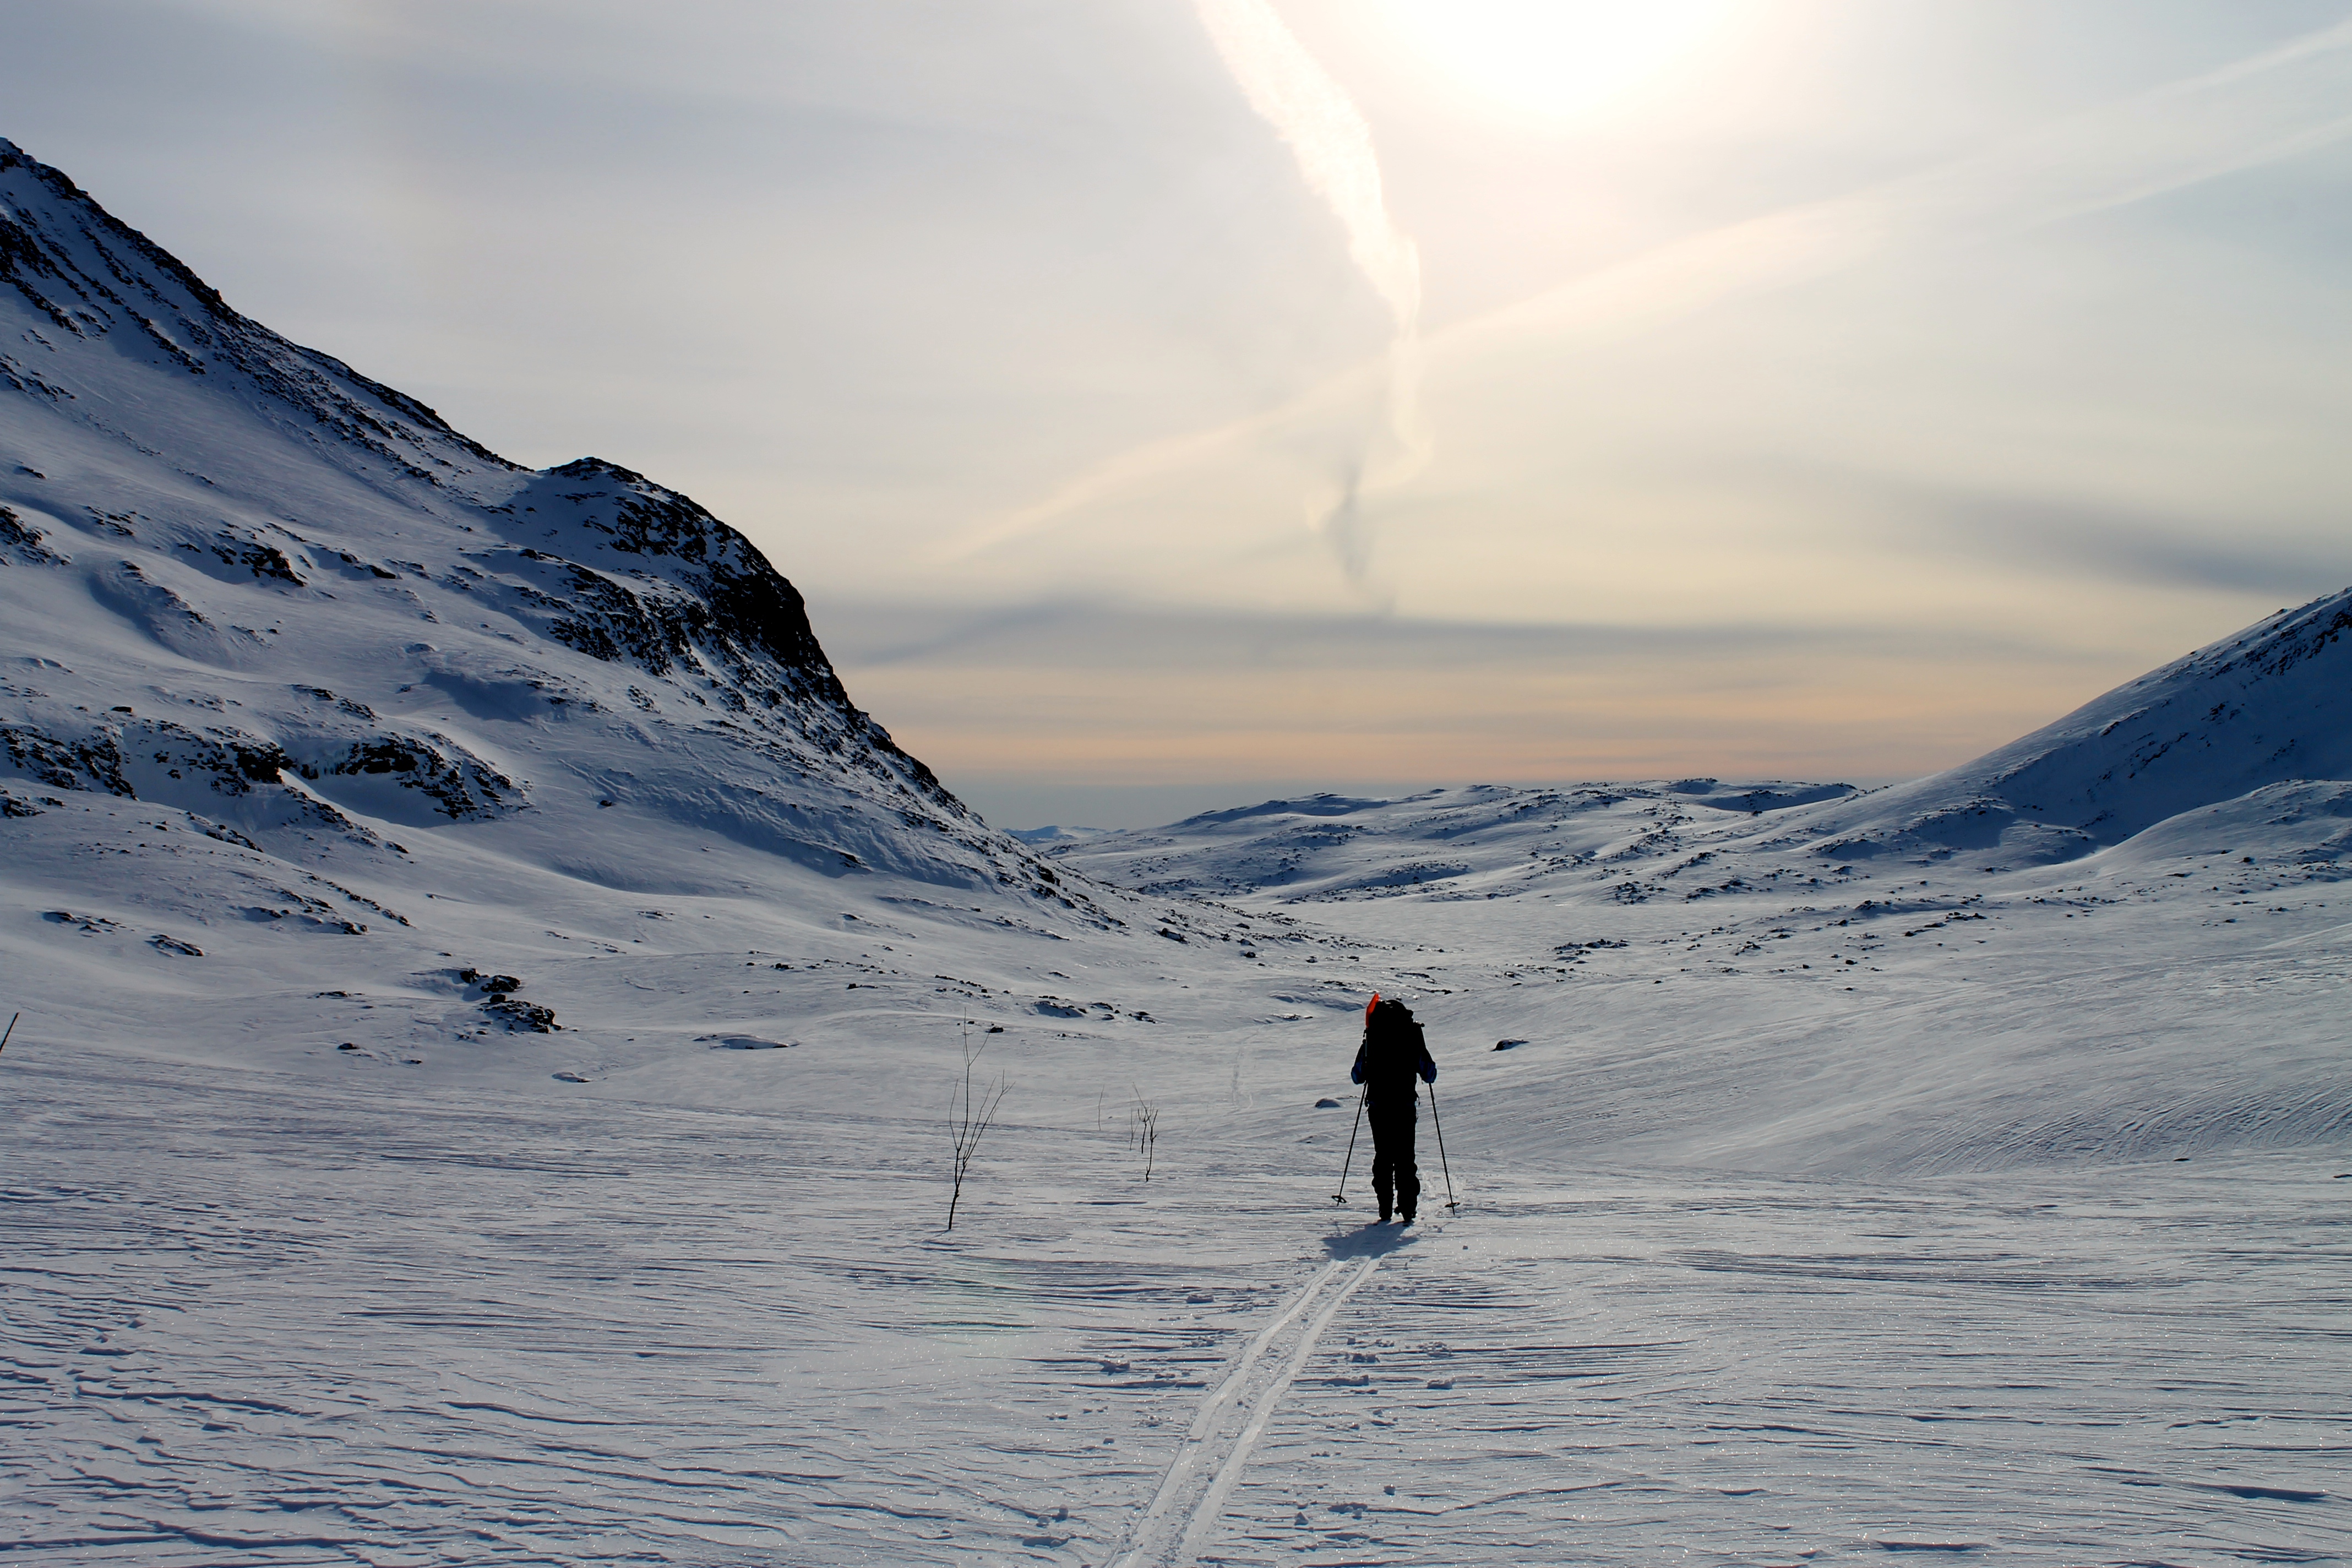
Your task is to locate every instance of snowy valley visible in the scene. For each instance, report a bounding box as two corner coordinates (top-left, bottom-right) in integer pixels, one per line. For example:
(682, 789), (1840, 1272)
(4, 137), (2349, 1566)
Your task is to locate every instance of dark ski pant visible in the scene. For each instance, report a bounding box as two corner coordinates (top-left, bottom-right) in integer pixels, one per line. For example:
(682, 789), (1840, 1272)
(1368, 1100), (1419, 1219)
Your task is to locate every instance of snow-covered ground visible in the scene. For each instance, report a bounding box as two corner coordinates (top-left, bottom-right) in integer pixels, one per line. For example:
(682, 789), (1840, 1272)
(5, 135), (2349, 1565)
(6, 902), (2346, 1565)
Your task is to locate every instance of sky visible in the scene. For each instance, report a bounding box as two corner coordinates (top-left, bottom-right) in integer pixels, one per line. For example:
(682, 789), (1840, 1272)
(4, 1), (2350, 827)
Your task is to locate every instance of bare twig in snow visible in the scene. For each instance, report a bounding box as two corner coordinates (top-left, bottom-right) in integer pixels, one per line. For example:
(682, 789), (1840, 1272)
(1130, 1088), (1159, 1183)
(945, 1026), (1006, 1231)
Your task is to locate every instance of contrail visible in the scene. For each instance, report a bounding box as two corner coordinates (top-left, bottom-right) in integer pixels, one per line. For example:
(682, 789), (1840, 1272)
(1451, 13), (2352, 356)
(943, 13), (2352, 568)
(1194, 0), (1426, 586)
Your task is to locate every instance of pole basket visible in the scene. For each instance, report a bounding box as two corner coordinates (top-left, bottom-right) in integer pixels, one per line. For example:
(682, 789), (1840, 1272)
(1428, 1084), (1460, 1213)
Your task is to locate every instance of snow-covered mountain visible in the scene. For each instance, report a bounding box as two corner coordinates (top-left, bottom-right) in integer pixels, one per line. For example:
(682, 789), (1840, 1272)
(0, 135), (1104, 923)
(6, 124), (2344, 1168)
(1799, 589), (2352, 865)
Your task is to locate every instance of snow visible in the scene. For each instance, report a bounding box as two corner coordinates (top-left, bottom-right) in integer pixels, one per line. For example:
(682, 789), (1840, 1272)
(5, 134), (2350, 1565)
(1011, 825), (1117, 847)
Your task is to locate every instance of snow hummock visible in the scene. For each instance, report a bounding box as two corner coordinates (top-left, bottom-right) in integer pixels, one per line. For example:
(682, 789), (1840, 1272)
(1010, 823), (1116, 846)
(5, 135), (2348, 1565)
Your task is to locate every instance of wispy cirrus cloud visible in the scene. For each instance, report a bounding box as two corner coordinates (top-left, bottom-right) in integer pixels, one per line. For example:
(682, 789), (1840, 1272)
(1191, 0), (1426, 589)
(954, 13), (2352, 600)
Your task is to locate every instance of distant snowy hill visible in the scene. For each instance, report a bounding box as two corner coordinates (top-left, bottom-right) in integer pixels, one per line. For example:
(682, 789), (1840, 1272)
(1007, 824), (1114, 846)
(1048, 781), (1864, 901)
(1054, 590), (2352, 902)
(1798, 589), (2352, 865)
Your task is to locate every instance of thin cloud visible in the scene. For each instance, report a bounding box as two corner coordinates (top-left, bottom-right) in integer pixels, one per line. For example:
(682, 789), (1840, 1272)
(952, 14), (2352, 573)
(1191, 0), (1427, 587)
(1193, 0), (1418, 330)
(1451, 12), (2352, 353)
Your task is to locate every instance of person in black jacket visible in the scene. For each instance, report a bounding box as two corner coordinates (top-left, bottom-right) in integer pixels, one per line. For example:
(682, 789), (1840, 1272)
(1351, 993), (1437, 1223)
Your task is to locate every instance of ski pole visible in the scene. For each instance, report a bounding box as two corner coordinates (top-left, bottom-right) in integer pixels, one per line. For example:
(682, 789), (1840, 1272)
(1332, 1084), (1367, 1204)
(0, 1012), (15, 1054)
(1427, 1084), (1458, 1212)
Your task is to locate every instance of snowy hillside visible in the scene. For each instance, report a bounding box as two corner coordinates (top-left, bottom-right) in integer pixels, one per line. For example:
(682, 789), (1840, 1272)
(6, 136), (2349, 1566)
(1796, 589), (2352, 865)
(1050, 778), (1863, 900)
(0, 135), (1085, 897)
(1, 131), (1182, 1072)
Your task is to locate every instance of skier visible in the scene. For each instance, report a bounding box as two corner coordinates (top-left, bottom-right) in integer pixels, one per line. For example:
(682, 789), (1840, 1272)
(1351, 993), (1436, 1223)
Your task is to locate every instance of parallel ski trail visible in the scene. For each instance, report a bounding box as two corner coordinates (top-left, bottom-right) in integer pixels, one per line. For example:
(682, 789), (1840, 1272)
(1113, 1253), (1381, 1568)
(1177, 1256), (1378, 1561)
(1112, 1257), (1348, 1567)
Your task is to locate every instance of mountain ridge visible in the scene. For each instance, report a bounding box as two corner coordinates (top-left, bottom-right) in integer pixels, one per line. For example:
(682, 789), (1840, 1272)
(1047, 585), (2351, 901)
(1, 135), (515, 480)
(1800, 585), (2352, 866)
(1, 132), (1091, 913)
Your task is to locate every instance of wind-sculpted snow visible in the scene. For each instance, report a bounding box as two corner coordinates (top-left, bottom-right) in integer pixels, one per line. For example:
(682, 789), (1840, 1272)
(6, 135), (2352, 1566)
(5, 1037), (2345, 1565)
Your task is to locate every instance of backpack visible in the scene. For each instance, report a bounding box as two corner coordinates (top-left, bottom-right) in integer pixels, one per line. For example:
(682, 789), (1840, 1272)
(1360, 995), (1424, 1097)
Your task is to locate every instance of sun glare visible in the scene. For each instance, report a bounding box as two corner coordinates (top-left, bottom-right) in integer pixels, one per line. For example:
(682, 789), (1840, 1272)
(1378, 0), (1732, 123)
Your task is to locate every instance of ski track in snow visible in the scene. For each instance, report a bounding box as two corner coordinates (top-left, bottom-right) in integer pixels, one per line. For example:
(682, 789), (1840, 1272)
(1114, 1253), (1381, 1568)
(1169, 1254), (1378, 1567)
(1115, 1256), (1352, 1568)
(6, 1047), (2346, 1567)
